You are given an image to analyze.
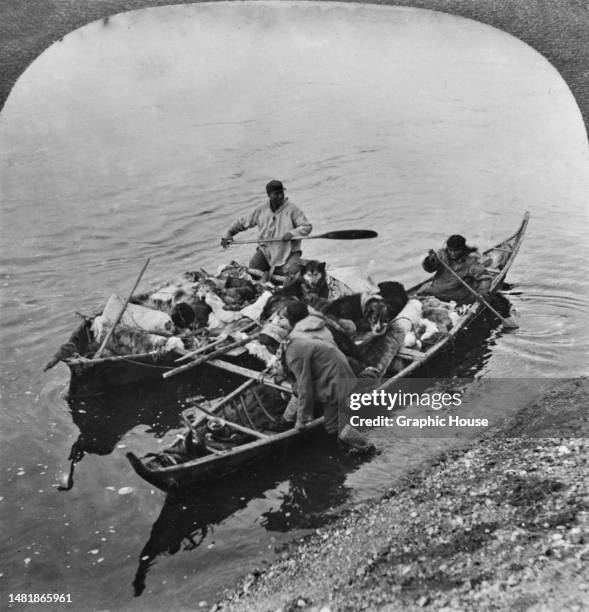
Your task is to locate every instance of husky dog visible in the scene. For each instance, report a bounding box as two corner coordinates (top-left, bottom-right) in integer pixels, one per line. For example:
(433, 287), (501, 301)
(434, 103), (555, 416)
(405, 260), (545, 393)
(280, 260), (329, 308)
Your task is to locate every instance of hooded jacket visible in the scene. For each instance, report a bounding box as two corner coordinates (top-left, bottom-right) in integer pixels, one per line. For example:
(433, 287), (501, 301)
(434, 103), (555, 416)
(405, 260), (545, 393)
(290, 315), (336, 345)
(224, 197), (312, 267)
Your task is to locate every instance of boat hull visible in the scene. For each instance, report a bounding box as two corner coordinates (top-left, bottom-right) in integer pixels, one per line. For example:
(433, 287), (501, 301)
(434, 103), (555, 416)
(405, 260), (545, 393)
(65, 337), (264, 398)
(127, 419), (324, 494)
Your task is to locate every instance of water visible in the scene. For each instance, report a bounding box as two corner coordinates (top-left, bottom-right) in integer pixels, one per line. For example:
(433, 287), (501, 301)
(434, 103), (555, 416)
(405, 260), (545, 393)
(1, 2), (588, 609)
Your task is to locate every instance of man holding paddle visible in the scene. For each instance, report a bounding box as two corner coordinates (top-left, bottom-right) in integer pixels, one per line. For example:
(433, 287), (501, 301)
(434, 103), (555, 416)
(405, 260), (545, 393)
(419, 234), (492, 304)
(220, 180), (312, 277)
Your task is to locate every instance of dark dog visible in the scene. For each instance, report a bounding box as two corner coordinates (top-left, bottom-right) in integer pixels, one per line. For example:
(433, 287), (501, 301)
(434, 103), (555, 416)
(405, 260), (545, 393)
(322, 281), (408, 334)
(260, 294), (299, 322)
(376, 281), (408, 318)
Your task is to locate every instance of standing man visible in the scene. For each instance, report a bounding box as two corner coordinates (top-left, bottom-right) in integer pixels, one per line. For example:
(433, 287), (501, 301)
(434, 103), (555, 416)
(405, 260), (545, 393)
(220, 180), (312, 276)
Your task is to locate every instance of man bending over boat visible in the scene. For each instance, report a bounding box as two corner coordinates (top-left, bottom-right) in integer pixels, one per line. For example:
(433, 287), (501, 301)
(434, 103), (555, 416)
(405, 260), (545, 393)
(258, 322), (374, 452)
(220, 180), (312, 277)
(419, 234), (492, 304)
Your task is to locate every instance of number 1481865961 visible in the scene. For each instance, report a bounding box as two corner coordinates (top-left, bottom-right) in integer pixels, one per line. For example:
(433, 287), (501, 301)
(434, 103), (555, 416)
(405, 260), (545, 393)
(9, 594), (72, 604)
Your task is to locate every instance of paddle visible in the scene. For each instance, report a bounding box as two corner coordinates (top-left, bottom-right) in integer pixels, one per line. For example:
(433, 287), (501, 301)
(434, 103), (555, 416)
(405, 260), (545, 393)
(432, 253), (519, 330)
(229, 229), (378, 245)
(93, 257), (151, 359)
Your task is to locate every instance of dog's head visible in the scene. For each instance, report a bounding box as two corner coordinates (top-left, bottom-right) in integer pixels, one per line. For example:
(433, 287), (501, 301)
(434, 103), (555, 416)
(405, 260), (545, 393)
(364, 298), (393, 334)
(301, 260), (327, 292)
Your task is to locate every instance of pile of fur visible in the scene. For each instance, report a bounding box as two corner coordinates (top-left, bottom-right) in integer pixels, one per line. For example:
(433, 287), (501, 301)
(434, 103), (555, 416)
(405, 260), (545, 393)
(90, 263), (268, 357)
(396, 296), (464, 350)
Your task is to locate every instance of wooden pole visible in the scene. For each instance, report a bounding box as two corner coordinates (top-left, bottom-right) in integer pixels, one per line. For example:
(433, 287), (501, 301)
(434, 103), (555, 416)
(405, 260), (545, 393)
(189, 378), (257, 428)
(94, 258), (151, 359)
(162, 333), (259, 379)
(193, 403), (269, 439)
(433, 254), (518, 330)
(175, 321), (258, 363)
(207, 358), (292, 393)
(174, 334), (229, 363)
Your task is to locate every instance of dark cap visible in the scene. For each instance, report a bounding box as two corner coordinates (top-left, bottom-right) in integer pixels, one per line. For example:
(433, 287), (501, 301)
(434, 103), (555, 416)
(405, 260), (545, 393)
(446, 234), (467, 250)
(266, 180), (284, 195)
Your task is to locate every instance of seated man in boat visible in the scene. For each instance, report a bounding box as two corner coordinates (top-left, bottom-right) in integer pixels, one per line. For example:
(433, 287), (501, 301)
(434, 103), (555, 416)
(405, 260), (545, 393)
(220, 180), (312, 277)
(419, 234), (492, 304)
(258, 323), (373, 451)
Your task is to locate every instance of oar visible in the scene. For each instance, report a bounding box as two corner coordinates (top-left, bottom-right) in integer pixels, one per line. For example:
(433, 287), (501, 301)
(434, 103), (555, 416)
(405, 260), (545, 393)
(230, 229), (377, 245)
(93, 257), (151, 359)
(192, 403), (269, 439)
(433, 254), (518, 330)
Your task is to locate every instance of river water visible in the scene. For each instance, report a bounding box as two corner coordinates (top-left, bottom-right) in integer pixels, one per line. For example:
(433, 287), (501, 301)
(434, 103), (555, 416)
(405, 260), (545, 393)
(1, 2), (588, 610)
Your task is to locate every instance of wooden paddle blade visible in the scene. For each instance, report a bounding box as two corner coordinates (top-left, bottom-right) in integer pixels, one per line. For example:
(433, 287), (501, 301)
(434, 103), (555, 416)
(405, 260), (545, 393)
(319, 230), (378, 240)
(501, 318), (519, 331)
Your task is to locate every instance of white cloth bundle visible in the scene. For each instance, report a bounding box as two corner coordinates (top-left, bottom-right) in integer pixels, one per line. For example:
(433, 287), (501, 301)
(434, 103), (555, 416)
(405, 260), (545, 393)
(94, 294), (174, 336)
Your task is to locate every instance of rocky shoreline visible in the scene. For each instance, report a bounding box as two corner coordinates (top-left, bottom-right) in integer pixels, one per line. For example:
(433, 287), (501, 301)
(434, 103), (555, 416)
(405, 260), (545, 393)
(216, 377), (589, 611)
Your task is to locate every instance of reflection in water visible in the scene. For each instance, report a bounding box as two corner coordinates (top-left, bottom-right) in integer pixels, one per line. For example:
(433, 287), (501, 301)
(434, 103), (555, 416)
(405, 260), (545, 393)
(60, 367), (246, 489)
(132, 439), (367, 596)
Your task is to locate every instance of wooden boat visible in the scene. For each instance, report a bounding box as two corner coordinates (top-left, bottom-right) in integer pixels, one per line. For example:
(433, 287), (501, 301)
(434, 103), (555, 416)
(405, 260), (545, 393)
(45, 265), (353, 397)
(126, 377), (325, 494)
(127, 213), (530, 492)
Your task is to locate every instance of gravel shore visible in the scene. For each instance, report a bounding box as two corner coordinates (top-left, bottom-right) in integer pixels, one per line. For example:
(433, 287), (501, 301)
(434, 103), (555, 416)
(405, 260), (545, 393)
(217, 378), (589, 611)
(1, 1), (588, 132)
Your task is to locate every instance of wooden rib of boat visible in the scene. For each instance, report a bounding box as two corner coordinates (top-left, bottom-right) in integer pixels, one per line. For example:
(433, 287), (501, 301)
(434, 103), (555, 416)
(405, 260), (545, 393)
(126, 379), (324, 493)
(127, 213), (530, 492)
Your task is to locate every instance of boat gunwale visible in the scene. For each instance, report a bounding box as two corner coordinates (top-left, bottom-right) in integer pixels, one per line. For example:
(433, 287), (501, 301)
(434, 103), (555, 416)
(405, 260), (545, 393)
(129, 415), (325, 486)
